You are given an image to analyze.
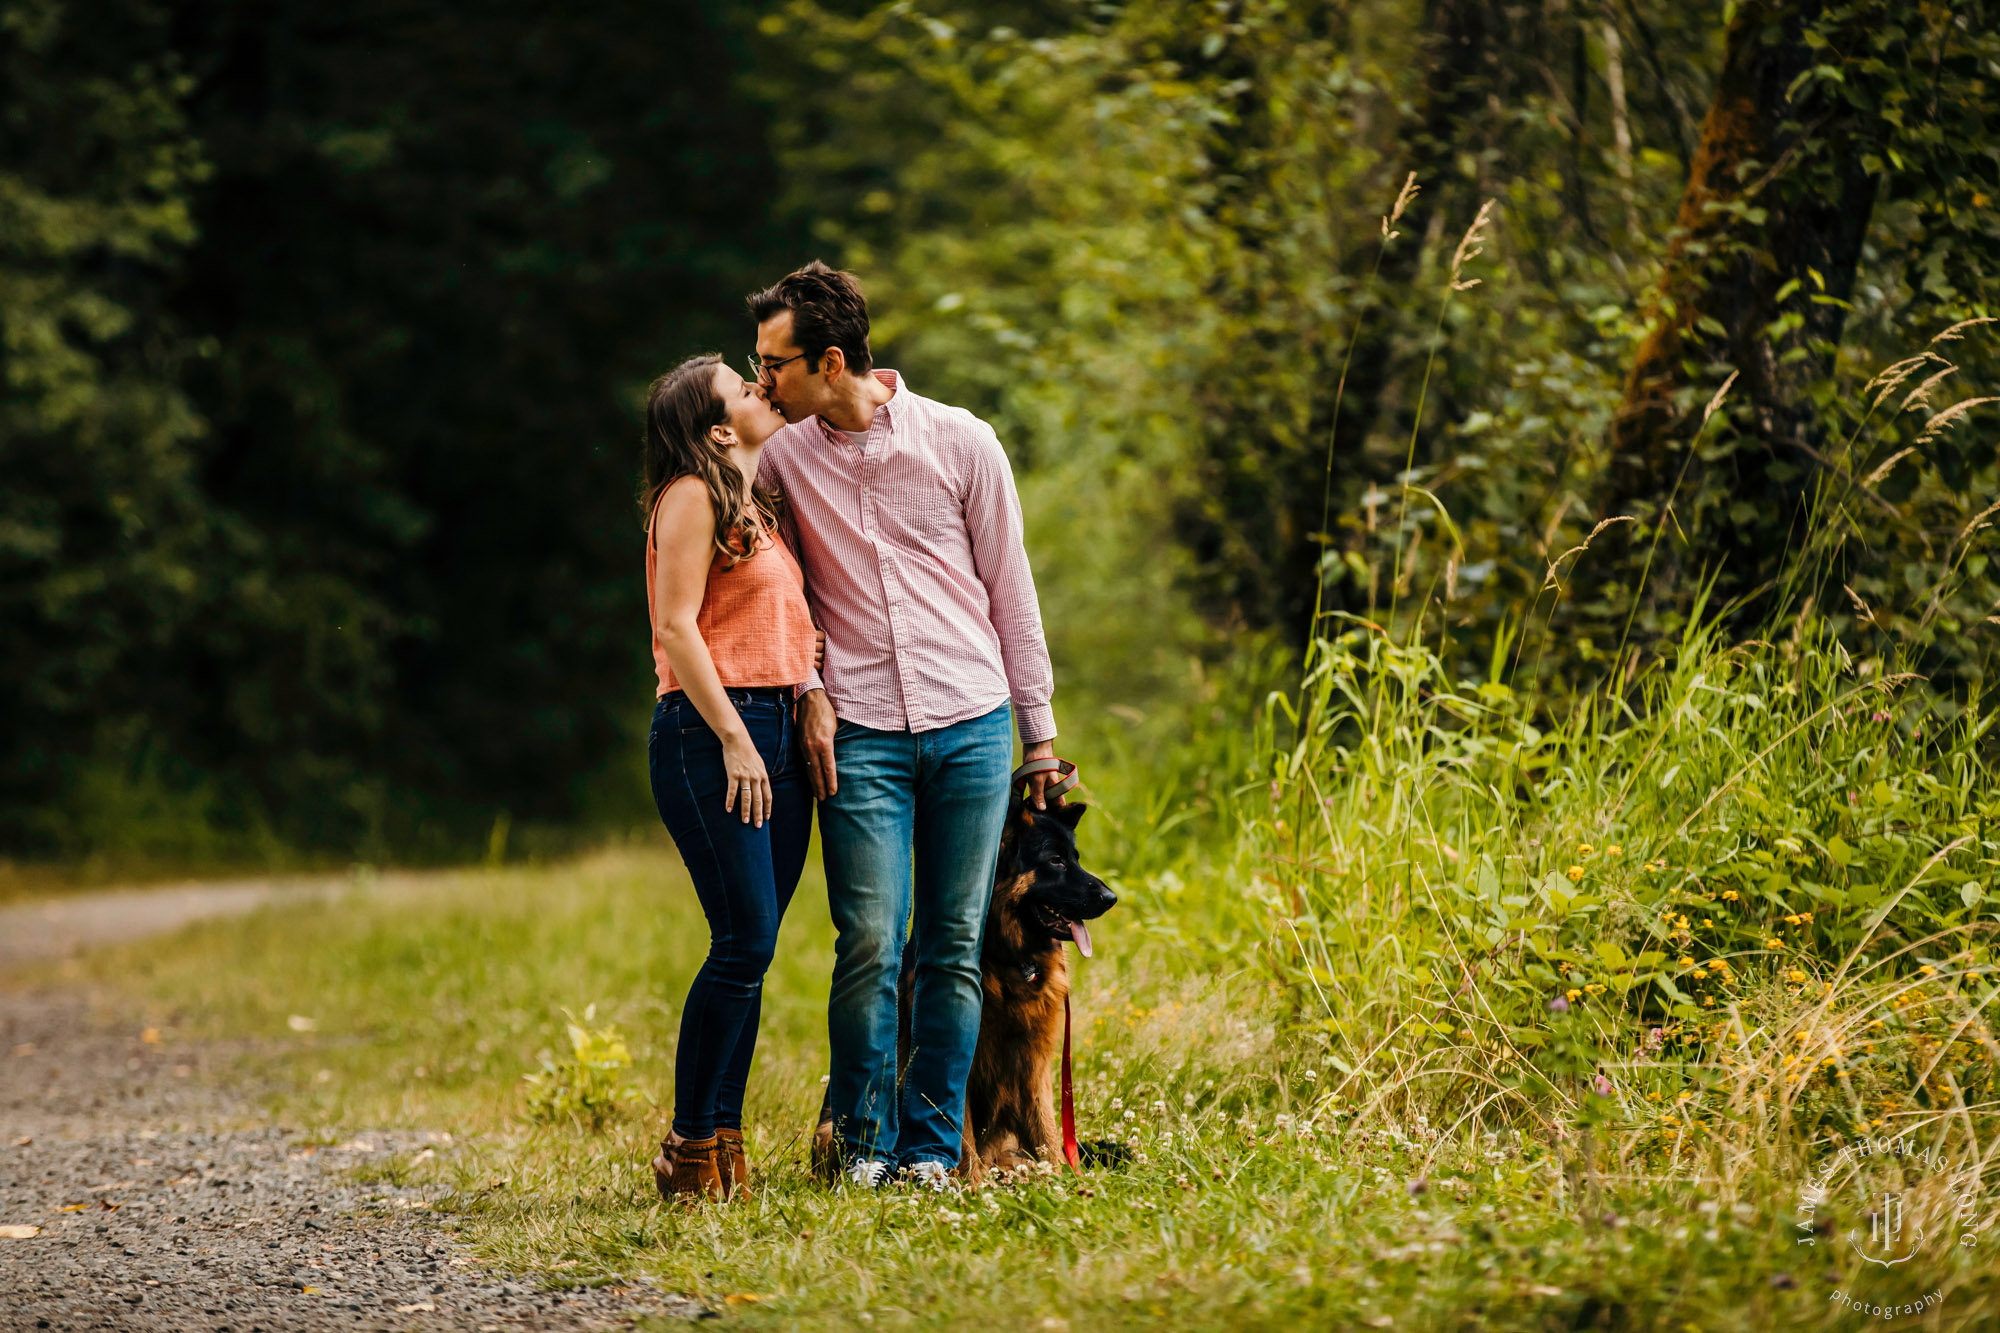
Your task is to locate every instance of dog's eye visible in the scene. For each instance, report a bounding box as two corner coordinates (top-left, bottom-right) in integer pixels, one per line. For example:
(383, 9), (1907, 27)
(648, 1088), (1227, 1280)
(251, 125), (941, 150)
(1047, 857), (1066, 869)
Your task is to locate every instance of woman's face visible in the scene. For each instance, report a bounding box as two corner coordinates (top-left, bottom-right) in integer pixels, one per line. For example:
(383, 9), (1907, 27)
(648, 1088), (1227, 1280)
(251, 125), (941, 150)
(711, 363), (787, 450)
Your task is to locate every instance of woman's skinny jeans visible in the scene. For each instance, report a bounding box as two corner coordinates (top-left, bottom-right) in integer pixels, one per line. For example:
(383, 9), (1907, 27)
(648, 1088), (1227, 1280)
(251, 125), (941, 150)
(648, 687), (812, 1139)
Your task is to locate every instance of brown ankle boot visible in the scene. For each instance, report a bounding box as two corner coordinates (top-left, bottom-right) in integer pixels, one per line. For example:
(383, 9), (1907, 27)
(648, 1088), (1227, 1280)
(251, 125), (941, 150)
(651, 1134), (723, 1203)
(715, 1127), (750, 1198)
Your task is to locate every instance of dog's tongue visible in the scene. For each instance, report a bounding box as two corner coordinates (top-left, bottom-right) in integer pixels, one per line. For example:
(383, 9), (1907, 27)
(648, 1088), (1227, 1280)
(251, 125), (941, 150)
(1069, 920), (1093, 958)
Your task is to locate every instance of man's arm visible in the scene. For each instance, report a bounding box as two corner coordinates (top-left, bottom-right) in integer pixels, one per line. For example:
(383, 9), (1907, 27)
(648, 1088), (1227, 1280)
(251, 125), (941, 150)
(962, 424), (1061, 805)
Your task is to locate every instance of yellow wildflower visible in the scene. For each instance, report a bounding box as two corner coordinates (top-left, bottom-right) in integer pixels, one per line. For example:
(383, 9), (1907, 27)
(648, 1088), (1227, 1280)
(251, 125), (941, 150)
(1767, 938), (1785, 949)
(1607, 845), (1623, 856)
(1566, 988), (1582, 1002)
(1786, 969), (1807, 984)
(1566, 865), (1585, 882)
(1678, 956), (1695, 967)
(1784, 914), (1802, 925)
(1578, 844), (1594, 855)
(1584, 983), (1605, 995)
(1720, 890), (1739, 902)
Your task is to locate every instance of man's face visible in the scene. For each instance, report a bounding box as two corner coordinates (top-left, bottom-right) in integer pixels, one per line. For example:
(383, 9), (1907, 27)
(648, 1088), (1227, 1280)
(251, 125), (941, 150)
(755, 311), (828, 424)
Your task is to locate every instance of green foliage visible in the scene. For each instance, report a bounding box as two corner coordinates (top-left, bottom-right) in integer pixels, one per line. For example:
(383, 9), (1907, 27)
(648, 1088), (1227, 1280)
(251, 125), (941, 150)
(86, 845), (2000, 1327)
(522, 1004), (641, 1132)
(756, 0), (1713, 645)
(2, 0), (805, 864)
(1580, 0), (2000, 653)
(762, 0), (2000, 700)
(1253, 613), (2000, 1122)
(0, 0), (214, 852)
(9, 0), (2000, 888)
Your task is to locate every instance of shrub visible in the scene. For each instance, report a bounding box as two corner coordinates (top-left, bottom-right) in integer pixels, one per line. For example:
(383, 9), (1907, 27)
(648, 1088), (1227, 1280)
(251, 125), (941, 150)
(521, 1005), (640, 1132)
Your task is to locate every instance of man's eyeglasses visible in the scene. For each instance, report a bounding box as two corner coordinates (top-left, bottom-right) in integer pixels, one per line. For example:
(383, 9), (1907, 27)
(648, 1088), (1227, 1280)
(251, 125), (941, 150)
(747, 351), (808, 384)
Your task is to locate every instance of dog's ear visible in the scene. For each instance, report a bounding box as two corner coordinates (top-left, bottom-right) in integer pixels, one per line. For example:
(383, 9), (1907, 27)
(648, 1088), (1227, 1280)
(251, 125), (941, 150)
(1053, 801), (1087, 829)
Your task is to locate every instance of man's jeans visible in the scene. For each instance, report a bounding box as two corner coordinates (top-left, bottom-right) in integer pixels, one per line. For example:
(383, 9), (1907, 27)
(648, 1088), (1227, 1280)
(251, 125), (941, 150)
(821, 702), (1013, 1168)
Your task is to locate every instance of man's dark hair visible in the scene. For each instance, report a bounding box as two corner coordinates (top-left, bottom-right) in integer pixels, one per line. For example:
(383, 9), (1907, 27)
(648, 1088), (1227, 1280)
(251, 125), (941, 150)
(747, 260), (872, 375)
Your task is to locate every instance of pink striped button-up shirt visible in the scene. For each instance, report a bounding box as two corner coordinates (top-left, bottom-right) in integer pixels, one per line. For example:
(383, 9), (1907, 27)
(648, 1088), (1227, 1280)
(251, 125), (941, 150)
(758, 370), (1056, 743)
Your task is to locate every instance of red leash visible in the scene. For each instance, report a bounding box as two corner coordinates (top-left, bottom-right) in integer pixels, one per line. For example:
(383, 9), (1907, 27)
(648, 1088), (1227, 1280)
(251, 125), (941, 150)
(1013, 755), (1085, 1171)
(1060, 993), (1080, 1170)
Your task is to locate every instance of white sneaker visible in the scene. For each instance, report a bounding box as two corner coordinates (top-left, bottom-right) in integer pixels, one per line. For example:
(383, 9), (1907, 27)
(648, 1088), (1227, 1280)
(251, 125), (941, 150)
(901, 1160), (956, 1193)
(845, 1158), (891, 1189)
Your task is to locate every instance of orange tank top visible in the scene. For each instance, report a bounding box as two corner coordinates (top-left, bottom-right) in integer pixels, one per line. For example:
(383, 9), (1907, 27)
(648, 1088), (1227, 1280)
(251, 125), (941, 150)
(646, 483), (817, 696)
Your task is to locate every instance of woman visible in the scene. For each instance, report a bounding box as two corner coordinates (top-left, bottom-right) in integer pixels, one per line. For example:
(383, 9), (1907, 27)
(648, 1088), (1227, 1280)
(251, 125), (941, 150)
(642, 353), (818, 1202)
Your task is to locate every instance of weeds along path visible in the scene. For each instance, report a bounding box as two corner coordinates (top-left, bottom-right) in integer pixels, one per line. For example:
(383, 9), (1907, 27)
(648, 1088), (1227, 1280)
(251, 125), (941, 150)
(0, 878), (701, 1332)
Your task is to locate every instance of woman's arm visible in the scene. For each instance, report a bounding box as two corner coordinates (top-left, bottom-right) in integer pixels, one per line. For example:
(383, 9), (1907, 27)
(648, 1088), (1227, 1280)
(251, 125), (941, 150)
(653, 478), (772, 827)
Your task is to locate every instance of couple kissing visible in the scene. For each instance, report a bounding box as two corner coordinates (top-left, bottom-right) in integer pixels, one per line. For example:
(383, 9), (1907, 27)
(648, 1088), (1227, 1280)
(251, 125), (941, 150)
(640, 261), (1090, 1199)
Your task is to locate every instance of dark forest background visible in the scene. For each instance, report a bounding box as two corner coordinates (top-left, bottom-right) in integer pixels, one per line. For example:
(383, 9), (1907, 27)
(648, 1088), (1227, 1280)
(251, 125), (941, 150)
(5, 0), (804, 864)
(5, 0), (1998, 872)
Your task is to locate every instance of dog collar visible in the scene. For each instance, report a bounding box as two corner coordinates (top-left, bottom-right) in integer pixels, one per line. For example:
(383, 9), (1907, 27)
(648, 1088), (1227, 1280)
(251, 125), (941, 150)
(1011, 756), (1079, 801)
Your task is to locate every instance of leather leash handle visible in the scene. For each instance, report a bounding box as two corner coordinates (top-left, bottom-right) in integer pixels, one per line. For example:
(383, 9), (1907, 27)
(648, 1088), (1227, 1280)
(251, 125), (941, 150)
(1012, 756), (1080, 802)
(1061, 992), (1080, 1170)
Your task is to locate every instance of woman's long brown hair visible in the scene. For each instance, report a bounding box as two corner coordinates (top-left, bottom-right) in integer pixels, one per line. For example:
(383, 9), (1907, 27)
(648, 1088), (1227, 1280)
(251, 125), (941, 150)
(639, 354), (782, 563)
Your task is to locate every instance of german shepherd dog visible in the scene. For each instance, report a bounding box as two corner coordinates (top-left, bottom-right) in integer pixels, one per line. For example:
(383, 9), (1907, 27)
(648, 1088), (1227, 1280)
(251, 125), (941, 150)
(813, 796), (1118, 1182)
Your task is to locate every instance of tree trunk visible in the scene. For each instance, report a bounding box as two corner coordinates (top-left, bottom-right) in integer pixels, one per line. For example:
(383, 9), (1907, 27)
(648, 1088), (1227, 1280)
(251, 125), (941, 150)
(1601, 0), (1881, 626)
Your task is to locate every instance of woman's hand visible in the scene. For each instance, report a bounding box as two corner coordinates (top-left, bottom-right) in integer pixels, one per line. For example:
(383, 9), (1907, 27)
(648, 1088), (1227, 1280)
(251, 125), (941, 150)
(721, 731), (772, 827)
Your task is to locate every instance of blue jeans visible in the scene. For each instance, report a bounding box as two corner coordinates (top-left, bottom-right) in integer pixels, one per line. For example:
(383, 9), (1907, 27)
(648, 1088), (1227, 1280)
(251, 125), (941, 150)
(821, 702), (1014, 1168)
(648, 688), (813, 1140)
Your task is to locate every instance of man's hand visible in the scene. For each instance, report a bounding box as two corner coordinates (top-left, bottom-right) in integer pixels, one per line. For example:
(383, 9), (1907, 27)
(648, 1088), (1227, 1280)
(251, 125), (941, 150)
(1022, 738), (1059, 810)
(798, 689), (838, 800)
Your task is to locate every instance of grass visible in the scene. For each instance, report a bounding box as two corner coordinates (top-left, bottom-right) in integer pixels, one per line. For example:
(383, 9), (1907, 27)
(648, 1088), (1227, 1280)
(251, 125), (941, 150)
(35, 311), (2000, 1326)
(59, 794), (1999, 1329)
(42, 325), (2000, 1325)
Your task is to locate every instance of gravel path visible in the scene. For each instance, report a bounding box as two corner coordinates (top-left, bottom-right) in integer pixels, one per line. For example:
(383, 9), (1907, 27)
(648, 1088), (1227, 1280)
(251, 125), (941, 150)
(0, 878), (353, 969)
(1, 932), (703, 1331)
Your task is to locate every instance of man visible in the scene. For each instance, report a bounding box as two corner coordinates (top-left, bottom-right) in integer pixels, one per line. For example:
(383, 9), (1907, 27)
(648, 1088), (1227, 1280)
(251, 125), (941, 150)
(747, 261), (1061, 1189)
